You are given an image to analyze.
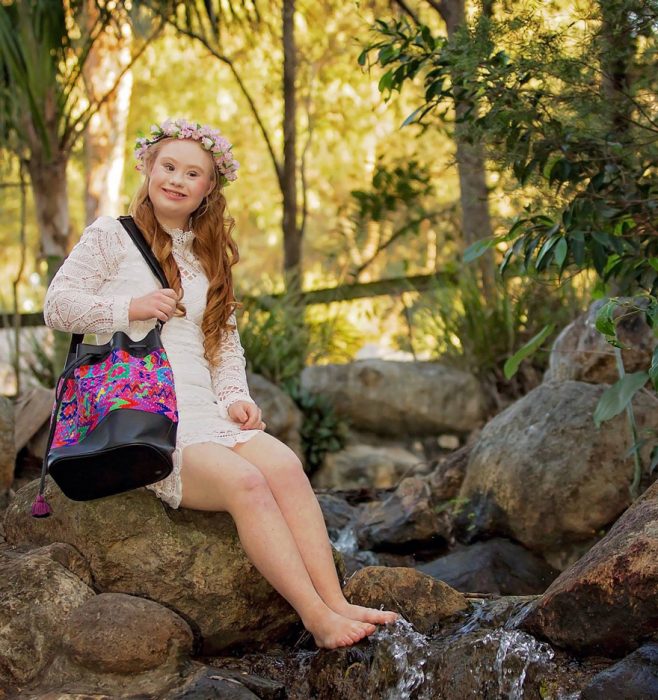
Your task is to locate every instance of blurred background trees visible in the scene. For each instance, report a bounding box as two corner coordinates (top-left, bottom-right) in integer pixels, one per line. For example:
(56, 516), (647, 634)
(2, 0), (656, 405)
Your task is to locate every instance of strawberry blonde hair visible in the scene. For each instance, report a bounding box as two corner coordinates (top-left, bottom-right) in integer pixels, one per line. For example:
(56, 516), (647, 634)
(128, 137), (240, 367)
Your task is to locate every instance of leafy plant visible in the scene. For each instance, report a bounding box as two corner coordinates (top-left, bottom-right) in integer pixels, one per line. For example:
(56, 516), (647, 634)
(289, 386), (348, 476)
(396, 270), (587, 406)
(240, 290), (357, 471)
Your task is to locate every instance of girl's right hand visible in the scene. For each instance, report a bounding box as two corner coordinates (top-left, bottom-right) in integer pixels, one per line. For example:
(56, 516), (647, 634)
(129, 289), (179, 322)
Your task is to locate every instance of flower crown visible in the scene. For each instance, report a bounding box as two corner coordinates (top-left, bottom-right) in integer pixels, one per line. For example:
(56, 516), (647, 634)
(134, 117), (239, 186)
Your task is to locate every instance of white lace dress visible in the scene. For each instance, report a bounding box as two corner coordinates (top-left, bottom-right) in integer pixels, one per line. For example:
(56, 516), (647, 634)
(43, 215), (261, 509)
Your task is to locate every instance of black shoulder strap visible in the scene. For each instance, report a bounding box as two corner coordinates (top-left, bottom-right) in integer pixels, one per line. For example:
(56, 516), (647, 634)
(117, 215), (169, 289)
(65, 216), (169, 365)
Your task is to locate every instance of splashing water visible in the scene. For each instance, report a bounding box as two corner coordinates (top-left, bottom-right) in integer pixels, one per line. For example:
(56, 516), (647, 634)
(480, 629), (554, 699)
(372, 618), (433, 700)
(332, 525), (358, 555)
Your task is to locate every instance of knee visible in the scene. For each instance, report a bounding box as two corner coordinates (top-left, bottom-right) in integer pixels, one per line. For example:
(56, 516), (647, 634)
(230, 468), (271, 503)
(276, 454), (308, 486)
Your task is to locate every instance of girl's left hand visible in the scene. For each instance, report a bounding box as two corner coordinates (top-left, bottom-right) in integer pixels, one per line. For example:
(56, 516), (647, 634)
(228, 400), (266, 431)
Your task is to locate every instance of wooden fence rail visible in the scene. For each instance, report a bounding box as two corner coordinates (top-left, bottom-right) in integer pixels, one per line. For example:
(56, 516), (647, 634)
(0, 270), (458, 329)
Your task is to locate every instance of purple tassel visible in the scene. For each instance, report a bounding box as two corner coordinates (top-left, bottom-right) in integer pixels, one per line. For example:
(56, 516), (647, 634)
(31, 494), (52, 518)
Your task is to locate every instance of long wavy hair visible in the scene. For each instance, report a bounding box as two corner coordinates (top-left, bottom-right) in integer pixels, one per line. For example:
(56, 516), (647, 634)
(128, 138), (240, 367)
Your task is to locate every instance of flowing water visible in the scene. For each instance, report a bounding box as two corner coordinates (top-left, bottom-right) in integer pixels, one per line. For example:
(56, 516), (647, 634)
(481, 628), (555, 699)
(371, 619), (434, 700)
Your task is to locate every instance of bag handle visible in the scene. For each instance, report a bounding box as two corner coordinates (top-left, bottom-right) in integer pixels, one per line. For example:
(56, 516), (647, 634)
(66, 216), (170, 360)
(117, 215), (170, 289)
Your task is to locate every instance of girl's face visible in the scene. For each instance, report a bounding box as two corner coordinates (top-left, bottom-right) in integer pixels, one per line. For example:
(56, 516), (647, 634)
(148, 139), (215, 230)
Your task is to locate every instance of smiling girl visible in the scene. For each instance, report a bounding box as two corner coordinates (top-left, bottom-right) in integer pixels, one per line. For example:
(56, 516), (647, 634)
(43, 118), (398, 649)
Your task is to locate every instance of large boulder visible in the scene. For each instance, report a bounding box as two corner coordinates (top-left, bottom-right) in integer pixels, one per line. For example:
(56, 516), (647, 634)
(3, 480), (303, 655)
(456, 380), (658, 562)
(546, 298), (657, 384)
(0, 543), (95, 691)
(312, 444), (422, 490)
(521, 480), (658, 656)
(417, 539), (559, 596)
(301, 360), (484, 437)
(246, 372), (303, 461)
(62, 593), (193, 675)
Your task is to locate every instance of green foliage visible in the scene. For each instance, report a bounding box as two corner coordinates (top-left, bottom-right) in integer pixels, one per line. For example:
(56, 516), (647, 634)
(288, 386), (348, 476)
(396, 270), (586, 402)
(239, 291), (358, 472)
(593, 371), (649, 428)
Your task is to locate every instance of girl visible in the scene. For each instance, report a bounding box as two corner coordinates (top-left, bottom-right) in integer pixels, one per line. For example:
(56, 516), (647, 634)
(43, 118), (398, 650)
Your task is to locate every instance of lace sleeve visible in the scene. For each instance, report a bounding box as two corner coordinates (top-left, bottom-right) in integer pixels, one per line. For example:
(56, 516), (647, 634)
(210, 313), (255, 412)
(43, 217), (132, 335)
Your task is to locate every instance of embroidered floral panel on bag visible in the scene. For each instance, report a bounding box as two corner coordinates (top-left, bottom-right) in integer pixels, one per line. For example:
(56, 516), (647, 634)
(51, 348), (178, 449)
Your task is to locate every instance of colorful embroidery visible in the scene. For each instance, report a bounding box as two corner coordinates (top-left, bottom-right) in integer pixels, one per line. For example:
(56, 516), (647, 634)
(51, 348), (178, 449)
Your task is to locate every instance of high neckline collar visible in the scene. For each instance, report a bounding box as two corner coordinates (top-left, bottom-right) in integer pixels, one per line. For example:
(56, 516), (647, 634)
(161, 222), (195, 250)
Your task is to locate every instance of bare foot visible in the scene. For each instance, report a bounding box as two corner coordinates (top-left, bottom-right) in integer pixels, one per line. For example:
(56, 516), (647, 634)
(303, 608), (377, 649)
(328, 600), (399, 626)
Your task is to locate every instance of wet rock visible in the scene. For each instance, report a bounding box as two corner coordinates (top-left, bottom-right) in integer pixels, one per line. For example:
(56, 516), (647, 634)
(301, 360), (484, 437)
(165, 665), (262, 699)
(343, 566), (468, 634)
(0, 395), (14, 493)
(62, 593), (193, 674)
(355, 476), (449, 553)
(316, 491), (358, 537)
(312, 444), (422, 490)
(307, 620), (588, 700)
(247, 372), (303, 463)
(4, 480), (302, 655)
(547, 298), (657, 384)
(521, 480), (658, 656)
(581, 642), (658, 699)
(417, 538), (559, 595)
(0, 544), (95, 689)
(456, 380), (658, 561)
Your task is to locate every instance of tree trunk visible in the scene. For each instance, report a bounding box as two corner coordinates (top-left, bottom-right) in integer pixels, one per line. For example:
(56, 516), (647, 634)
(434, 0), (497, 298)
(83, 1), (134, 223)
(25, 155), (70, 281)
(282, 0), (301, 292)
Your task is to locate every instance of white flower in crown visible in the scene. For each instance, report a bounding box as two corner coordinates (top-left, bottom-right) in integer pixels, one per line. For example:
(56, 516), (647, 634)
(134, 117), (239, 186)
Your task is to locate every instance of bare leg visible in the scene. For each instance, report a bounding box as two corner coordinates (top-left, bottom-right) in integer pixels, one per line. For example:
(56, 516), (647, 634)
(233, 433), (399, 626)
(178, 442), (377, 649)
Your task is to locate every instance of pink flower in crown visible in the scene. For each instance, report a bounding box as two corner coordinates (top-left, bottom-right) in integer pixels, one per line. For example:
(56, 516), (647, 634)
(133, 117), (239, 185)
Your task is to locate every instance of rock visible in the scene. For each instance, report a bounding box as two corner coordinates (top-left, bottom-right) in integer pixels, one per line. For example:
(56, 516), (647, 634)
(456, 380), (658, 560)
(307, 622), (587, 700)
(354, 476), (449, 553)
(0, 395), (14, 492)
(165, 666), (282, 699)
(316, 492), (358, 538)
(14, 385), (54, 458)
(4, 480), (303, 655)
(162, 667), (260, 700)
(0, 544), (95, 689)
(343, 566), (468, 635)
(247, 372), (303, 462)
(312, 444), (422, 490)
(581, 642), (658, 699)
(547, 298), (657, 384)
(521, 480), (658, 656)
(426, 444), (471, 501)
(301, 360), (484, 437)
(417, 539), (560, 595)
(62, 593), (193, 674)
